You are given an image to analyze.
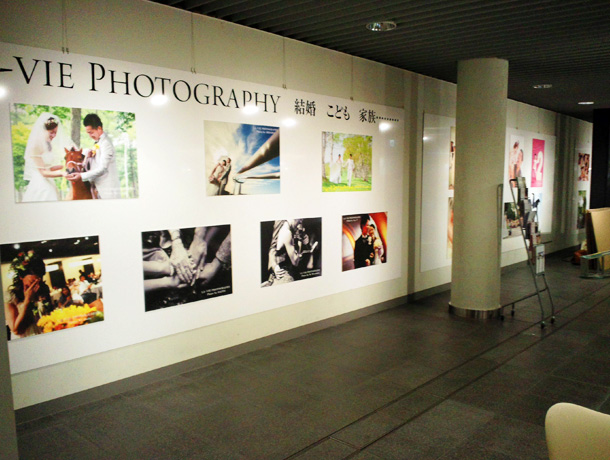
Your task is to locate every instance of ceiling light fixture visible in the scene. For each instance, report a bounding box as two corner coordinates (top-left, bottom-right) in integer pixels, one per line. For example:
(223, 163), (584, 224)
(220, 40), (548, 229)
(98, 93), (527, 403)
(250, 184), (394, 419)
(578, 101), (594, 105)
(532, 84), (552, 89)
(366, 21), (397, 32)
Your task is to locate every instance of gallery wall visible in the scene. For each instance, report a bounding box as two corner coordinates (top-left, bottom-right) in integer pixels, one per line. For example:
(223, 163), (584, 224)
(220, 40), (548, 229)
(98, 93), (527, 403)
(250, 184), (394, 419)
(412, 78), (592, 293)
(1, 0), (413, 409)
(0, 0), (592, 410)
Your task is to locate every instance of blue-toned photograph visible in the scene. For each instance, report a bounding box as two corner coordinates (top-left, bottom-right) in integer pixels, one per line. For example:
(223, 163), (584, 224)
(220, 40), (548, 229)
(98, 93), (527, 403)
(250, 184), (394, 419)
(205, 121), (280, 195)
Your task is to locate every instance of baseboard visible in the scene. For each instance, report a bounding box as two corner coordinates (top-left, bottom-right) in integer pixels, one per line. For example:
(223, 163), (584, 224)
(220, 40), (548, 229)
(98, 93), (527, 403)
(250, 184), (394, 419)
(15, 294), (408, 424)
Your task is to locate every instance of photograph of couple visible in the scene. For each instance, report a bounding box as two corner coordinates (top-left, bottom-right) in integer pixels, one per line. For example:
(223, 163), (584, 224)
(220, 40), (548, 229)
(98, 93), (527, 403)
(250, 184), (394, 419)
(205, 121), (280, 196)
(141, 225), (232, 311)
(1, 236), (104, 341)
(322, 131), (372, 192)
(10, 103), (138, 203)
(342, 213), (387, 271)
(578, 152), (590, 182)
(531, 139), (545, 188)
(260, 218), (322, 287)
(508, 134), (525, 188)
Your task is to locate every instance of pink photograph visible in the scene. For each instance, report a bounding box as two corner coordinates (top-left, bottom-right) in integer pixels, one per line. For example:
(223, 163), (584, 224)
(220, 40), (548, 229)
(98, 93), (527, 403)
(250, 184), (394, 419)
(531, 139), (545, 187)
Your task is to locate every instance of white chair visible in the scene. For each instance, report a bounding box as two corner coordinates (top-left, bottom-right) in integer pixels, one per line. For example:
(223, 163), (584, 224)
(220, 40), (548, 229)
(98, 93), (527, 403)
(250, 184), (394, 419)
(545, 402), (610, 460)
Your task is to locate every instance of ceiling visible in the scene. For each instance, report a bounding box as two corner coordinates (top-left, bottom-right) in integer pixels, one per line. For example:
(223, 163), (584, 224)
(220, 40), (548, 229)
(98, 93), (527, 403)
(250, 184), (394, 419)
(148, 0), (610, 122)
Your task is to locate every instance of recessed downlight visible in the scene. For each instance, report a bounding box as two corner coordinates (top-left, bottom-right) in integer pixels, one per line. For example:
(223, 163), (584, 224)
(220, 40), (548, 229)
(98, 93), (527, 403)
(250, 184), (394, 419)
(366, 21), (397, 32)
(532, 84), (552, 89)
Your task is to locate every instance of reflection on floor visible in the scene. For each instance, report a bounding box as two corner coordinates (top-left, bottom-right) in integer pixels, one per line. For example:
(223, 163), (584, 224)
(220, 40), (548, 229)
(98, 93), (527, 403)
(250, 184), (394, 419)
(16, 251), (610, 459)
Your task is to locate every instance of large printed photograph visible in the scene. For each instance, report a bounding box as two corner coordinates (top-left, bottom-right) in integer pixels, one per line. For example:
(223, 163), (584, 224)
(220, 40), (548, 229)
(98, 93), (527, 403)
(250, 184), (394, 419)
(10, 103), (138, 202)
(205, 121), (280, 196)
(322, 131), (372, 192)
(503, 202), (521, 238)
(141, 225), (232, 311)
(508, 134), (525, 187)
(577, 190), (587, 230)
(531, 138), (545, 187)
(261, 218), (321, 286)
(578, 153), (590, 181)
(1, 236), (104, 341)
(342, 213), (387, 271)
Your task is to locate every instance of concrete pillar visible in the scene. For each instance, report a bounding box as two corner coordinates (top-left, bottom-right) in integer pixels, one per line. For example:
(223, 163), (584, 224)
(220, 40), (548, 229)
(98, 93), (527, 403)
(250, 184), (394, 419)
(450, 58), (508, 318)
(0, 306), (19, 459)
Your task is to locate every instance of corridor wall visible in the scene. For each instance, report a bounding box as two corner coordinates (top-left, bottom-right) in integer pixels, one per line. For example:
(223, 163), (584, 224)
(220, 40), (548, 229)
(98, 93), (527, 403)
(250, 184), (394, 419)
(0, 0), (592, 410)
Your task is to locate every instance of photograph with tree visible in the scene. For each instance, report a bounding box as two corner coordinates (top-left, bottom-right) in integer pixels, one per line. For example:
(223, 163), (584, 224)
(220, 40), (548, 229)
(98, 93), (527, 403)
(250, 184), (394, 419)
(322, 131), (372, 192)
(10, 103), (138, 202)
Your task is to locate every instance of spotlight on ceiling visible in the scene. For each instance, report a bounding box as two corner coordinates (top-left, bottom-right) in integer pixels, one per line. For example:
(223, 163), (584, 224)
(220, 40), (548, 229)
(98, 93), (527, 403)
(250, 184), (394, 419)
(366, 21), (397, 32)
(578, 101), (594, 105)
(532, 84), (552, 89)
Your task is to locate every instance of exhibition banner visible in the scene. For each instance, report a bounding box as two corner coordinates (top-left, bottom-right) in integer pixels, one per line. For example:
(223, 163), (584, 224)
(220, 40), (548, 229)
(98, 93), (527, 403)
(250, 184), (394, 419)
(0, 42), (403, 373)
(421, 114), (557, 272)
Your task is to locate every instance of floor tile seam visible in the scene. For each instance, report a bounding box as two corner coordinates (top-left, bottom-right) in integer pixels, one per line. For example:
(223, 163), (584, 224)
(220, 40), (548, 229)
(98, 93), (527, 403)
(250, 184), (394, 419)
(281, 282), (610, 459)
(537, 372), (610, 393)
(16, 268), (608, 431)
(280, 318), (550, 459)
(282, 435), (355, 460)
(518, 281), (610, 331)
(521, 275), (610, 317)
(58, 420), (117, 456)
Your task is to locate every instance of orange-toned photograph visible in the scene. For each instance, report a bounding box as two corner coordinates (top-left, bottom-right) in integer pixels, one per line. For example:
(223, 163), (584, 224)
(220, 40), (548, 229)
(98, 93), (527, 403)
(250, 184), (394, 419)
(342, 212), (387, 271)
(1, 236), (103, 340)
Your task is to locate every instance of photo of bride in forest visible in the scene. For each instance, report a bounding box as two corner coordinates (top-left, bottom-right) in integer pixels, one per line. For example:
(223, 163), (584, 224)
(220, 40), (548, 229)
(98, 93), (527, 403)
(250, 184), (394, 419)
(322, 131), (372, 192)
(10, 103), (138, 203)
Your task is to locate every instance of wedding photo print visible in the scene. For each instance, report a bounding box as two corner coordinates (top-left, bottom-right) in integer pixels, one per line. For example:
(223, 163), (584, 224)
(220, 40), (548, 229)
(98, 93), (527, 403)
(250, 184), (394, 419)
(322, 131), (372, 192)
(10, 103), (138, 203)
(260, 218), (322, 287)
(205, 121), (280, 196)
(141, 225), (232, 312)
(1, 236), (104, 341)
(578, 152), (590, 182)
(503, 202), (521, 238)
(342, 212), (387, 271)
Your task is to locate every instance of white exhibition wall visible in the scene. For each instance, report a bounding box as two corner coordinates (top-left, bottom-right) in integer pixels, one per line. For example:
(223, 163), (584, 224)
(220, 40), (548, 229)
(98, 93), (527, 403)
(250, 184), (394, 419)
(0, 0), (593, 409)
(0, 42), (404, 374)
(421, 113), (556, 272)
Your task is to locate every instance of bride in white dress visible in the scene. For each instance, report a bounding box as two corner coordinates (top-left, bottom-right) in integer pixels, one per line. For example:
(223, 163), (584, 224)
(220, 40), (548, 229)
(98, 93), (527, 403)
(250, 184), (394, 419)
(22, 113), (66, 202)
(329, 153), (343, 184)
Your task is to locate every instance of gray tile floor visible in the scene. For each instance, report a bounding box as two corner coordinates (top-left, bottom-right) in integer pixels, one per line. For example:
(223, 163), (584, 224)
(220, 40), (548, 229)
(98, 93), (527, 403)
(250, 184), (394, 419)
(16, 252), (610, 459)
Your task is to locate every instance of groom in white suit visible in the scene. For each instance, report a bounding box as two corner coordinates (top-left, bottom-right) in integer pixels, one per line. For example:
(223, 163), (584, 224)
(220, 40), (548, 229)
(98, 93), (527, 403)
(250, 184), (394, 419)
(66, 113), (121, 199)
